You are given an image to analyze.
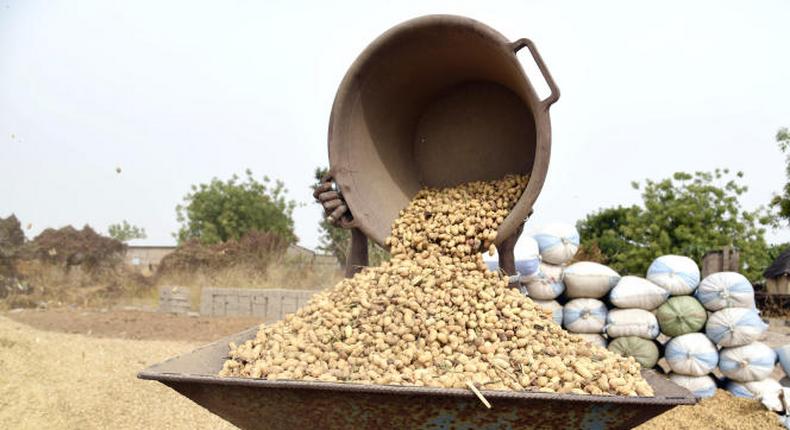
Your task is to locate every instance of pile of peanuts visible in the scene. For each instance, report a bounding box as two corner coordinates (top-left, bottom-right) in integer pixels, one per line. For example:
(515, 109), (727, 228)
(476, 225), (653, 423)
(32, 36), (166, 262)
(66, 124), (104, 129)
(220, 175), (653, 396)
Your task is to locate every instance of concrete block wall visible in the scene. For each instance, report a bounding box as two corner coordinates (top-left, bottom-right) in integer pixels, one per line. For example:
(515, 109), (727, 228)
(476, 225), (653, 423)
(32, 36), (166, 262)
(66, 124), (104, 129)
(159, 286), (191, 314)
(200, 288), (316, 321)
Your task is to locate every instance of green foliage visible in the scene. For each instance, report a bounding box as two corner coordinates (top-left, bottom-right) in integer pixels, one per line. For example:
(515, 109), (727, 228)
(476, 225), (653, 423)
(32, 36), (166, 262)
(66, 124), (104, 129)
(770, 127), (790, 225)
(768, 242), (790, 265)
(107, 220), (147, 243)
(176, 170), (297, 245)
(577, 169), (773, 281)
(313, 167), (389, 265)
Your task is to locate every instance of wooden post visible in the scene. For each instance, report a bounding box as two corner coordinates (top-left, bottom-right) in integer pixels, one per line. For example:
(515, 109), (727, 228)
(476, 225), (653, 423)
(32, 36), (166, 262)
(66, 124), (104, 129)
(345, 228), (369, 278)
(702, 246), (740, 278)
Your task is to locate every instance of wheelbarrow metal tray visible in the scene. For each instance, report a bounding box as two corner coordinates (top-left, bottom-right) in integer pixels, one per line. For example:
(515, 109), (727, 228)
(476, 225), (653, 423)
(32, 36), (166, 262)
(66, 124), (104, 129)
(139, 327), (695, 430)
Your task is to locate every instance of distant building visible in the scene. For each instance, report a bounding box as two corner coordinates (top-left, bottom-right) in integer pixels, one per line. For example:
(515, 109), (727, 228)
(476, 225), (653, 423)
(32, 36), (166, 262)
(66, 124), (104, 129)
(125, 243), (338, 274)
(125, 245), (176, 274)
(765, 247), (790, 295)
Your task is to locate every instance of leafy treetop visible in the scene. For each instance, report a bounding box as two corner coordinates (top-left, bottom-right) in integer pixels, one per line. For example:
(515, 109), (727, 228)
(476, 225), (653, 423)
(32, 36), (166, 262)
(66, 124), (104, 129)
(176, 170), (297, 245)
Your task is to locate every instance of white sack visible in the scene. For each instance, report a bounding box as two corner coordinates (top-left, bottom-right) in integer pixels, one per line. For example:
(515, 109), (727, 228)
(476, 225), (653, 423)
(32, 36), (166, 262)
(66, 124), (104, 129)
(605, 308), (660, 339)
(533, 299), (564, 326)
(563, 298), (607, 334)
(665, 333), (719, 376)
(646, 255), (701, 296)
(563, 262), (620, 299)
(523, 263), (565, 300)
(695, 272), (755, 311)
(719, 342), (776, 382)
(705, 307), (768, 347)
(533, 223), (579, 265)
(668, 373), (717, 399)
(609, 276), (670, 310)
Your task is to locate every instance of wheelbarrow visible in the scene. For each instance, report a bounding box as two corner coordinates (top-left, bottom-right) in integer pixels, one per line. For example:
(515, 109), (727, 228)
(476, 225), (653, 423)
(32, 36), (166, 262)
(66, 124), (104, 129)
(139, 327), (695, 429)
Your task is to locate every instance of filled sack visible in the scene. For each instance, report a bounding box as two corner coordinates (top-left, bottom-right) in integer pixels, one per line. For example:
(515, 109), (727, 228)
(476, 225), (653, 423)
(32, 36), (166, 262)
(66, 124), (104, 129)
(719, 342), (776, 382)
(665, 333), (719, 376)
(533, 299), (564, 326)
(605, 308), (660, 339)
(575, 333), (608, 348)
(533, 223), (579, 265)
(726, 378), (784, 412)
(646, 255), (701, 296)
(655, 296), (707, 337)
(522, 263), (565, 300)
(695, 272), (755, 311)
(608, 336), (660, 368)
(515, 236), (541, 278)
(563, 262), (620, 299)
(563, 298), (607, 334)
(485, 237), (541, 279)
(705, 307), (768, 347)
(776, 344), (790, 378)
(668, 373), (718, 399)
(609, 276), (669, 310)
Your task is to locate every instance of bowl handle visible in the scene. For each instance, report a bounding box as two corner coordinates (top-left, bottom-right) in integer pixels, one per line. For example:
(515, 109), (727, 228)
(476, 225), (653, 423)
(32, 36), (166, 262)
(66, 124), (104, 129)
(511, 38), (560, 109)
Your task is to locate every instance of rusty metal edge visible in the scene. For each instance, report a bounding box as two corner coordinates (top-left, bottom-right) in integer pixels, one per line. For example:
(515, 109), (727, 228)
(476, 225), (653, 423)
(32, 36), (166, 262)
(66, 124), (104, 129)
(138, 325), (696, 407)
(138, 371), (694, 406)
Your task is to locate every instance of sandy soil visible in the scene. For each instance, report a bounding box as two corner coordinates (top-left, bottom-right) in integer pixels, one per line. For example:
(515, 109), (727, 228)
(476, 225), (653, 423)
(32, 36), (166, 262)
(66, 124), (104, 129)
(3, 307), (261, 342)
(2, 308), (789, 429)
(0, 315), (238, 429)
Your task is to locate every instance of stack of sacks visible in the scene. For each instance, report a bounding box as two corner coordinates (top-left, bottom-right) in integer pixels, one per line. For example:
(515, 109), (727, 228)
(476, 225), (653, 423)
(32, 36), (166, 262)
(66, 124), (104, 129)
(605, 276), (667, 369)
(525, 223), (579, 300)
(664, 332), (720, 397)
(642, 256), (712, 397)
(695, 272), (782, 410)
(528, 224), (580, 331)
(694, 272), (778, 403)
(563, 260), (620, 348)
(645, 256), (714, 398)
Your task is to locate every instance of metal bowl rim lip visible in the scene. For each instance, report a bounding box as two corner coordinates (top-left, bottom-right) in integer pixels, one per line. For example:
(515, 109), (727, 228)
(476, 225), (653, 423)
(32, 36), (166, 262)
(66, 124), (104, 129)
(137, 370), (696, 406)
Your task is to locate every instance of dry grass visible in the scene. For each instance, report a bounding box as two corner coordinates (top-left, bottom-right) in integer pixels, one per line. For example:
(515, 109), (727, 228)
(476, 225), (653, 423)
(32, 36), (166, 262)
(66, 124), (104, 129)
(3, 251), (342, 311)
(0, 316), (237, 429)
(154, 259), (343, 310)
(5, 260), (154, 309)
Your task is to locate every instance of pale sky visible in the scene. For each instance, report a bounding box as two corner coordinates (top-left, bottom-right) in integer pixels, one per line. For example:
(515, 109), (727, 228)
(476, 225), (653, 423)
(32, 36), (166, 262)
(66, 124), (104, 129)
(1, 0), (789, 250)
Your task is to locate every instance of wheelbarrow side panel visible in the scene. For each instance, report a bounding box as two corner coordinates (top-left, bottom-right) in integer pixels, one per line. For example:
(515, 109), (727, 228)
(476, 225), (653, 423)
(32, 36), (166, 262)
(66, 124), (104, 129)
(140, 327), (695, 430)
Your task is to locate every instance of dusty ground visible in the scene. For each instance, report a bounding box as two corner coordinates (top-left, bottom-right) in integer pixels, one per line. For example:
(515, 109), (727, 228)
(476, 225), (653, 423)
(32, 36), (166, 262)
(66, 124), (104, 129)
(0, 315), (238, 429)
(3, 307), (261, 342)
(2, 308), (789, 429)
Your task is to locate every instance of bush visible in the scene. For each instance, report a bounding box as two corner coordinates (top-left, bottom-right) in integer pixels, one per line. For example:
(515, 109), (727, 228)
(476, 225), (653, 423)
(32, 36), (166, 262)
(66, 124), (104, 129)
(31, 225), (126, 271)
(158, 230), (288, 274)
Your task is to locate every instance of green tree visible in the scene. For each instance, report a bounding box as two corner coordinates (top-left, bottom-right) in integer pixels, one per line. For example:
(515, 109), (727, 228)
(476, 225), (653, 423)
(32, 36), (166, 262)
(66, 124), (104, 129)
(107, 220), (147, 242)
(176, 170), (297, 245)
(770, 126), (790, 225)
(577, 169), (772, 281)
(313, 167), (388, 265)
